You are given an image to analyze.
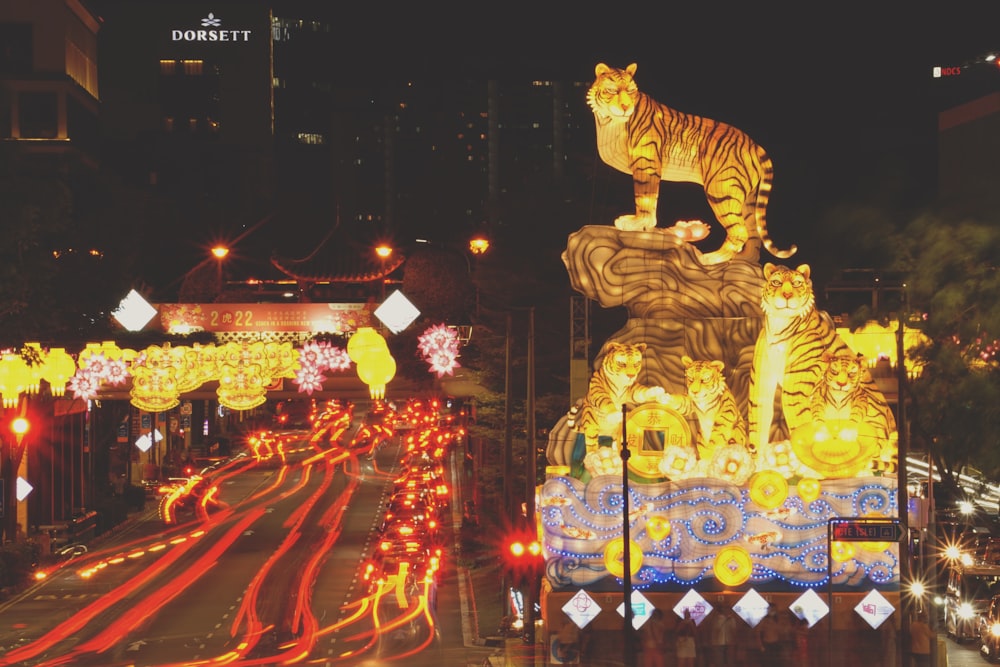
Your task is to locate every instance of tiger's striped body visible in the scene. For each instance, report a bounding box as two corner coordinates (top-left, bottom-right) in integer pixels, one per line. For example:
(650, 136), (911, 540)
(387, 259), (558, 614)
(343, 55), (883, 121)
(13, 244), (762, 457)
(747, 263), (874, 452)
(571, 342), (666, 450)
(811, 351), (898, 475)
(587, 62), (795, 265)
(672, 356), (747, 460)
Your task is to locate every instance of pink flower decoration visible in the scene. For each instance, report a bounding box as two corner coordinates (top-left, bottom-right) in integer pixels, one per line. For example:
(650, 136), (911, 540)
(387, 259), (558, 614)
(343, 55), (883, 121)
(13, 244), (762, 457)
(294, 366), (325, 395)
(104, 359), (129, 385)
(69, 371), (99, 401)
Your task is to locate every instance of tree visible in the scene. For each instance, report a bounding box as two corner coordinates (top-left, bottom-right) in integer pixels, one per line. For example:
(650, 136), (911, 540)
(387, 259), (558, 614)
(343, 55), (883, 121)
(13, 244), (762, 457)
(889, 214), (1000, 497)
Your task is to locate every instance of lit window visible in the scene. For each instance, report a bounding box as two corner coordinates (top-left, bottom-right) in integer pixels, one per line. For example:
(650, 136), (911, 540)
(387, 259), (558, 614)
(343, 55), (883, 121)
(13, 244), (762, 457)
(188, 118), (198, 131)
(163, 116), (174, 131)
(181, 59), (203, 76)
(160, 60), (176, 75)
(296, 133), (325, 145)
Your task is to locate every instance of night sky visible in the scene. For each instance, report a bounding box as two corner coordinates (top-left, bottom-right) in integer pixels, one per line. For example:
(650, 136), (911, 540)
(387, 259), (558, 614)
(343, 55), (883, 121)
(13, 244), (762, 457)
(297, 2), (1000, 255)
(91, 2), (1000, 288)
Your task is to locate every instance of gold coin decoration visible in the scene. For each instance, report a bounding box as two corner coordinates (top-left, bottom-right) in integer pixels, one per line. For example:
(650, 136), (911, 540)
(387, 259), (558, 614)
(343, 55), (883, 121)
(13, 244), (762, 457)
(831, 541), (856, 562)
(749, 470), (789, 509)
(603, 537), (643, 578)
(626, 404), (691, 478)
(714, 545), (753, 586)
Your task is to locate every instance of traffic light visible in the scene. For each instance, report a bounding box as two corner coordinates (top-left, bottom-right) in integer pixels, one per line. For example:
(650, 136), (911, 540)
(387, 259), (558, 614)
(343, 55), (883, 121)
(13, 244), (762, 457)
(504, 531), (544, 587)
(10, 416), (29, 441)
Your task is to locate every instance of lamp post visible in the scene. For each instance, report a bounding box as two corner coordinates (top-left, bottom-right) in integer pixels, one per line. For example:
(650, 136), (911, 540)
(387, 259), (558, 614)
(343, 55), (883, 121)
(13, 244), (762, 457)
(523, 307), (537, 645)
(211, 245), (229, 295)
(621, 404), (635, 667)
(374, 243), (393, 301)
(3, 399), (30, 544)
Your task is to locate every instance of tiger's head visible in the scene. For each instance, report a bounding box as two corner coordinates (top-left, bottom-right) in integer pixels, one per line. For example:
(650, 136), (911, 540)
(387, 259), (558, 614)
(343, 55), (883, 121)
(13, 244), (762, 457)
(760, 263), (815, 318)
(587, 63), (639, 122)
(820, 351), (866, 395)
(601, 342), (646, 384)
(681, 355), (726, 408)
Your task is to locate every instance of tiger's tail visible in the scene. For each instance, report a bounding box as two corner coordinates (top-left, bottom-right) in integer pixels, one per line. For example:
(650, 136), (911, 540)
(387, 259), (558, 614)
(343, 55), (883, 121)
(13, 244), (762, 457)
(755, 151), (796, 259)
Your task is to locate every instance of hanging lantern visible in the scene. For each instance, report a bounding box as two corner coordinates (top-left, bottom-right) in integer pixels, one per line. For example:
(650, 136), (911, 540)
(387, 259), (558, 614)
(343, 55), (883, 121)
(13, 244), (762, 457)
(172, 345), (202, 393)
(0, 354), (31, 408)
(347, 327), (387, 363)
(216, 361), (268, 410)
(264, 341), (299, 379)
(22, 343), (43, 394)
(129, 345), (180, 412)
(356, 352), (395, 400)
(41, 348), (78, 397)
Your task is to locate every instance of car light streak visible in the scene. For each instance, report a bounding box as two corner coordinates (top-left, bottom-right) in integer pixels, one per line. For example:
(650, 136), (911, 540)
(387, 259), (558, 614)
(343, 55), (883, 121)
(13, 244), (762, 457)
(0, 510), (242, 665)
(53, 507), (267, 663)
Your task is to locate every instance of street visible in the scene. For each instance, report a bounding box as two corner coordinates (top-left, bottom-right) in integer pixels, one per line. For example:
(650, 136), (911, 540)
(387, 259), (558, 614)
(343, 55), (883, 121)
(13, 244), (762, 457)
(946, 633), (990, 667)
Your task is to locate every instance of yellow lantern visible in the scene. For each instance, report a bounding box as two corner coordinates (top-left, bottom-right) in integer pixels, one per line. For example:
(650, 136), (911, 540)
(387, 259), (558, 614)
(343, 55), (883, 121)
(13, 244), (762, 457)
(797, 478), (822, 504)
(22, 343), (43, 394)
(646, 514), (672, 542)
(41, 348), (77, 397)
(357, 352), (396, 400)
(0, 354), (31, 408)
(129, 345), (180, 412)
(347, 327), (387, 363)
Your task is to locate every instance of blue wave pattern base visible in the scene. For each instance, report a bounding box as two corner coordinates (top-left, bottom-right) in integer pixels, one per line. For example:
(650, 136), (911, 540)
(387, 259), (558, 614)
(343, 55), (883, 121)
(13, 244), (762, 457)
(538, 474), (899, 591)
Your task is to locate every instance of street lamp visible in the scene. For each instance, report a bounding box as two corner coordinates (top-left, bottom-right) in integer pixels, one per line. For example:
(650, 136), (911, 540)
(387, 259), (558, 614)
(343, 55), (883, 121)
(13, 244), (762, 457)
(211, 245), (229, 293)
(469, 234), (490, 256)
(375, 243), (393, 299)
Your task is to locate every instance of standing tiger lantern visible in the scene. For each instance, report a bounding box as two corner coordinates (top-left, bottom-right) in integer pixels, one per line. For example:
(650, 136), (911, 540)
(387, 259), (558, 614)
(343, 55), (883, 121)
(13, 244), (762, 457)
(539, 61), (901, 607)
(587, 62), (796, 265)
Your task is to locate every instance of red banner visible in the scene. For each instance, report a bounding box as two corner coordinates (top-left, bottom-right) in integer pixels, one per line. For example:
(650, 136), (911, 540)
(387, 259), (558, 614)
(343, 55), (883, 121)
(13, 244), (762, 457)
(156, 303), (374, 334)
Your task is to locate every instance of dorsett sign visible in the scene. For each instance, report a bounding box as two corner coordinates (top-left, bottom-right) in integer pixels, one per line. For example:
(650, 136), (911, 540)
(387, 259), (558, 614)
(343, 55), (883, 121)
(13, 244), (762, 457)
(171, 13), (252, 43)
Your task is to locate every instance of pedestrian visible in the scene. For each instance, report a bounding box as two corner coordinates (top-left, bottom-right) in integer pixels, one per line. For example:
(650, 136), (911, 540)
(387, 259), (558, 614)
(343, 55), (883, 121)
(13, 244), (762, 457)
(707, 606), (737, 667)
(880, 616), (898, 667)
(555, 619), (580, 663)
(908, 612), (934, 667)
(794, 615), (810, 666)
(676, 608), (697, 667)
(639, 608), (668, 667)
(756, 607), (783, 665)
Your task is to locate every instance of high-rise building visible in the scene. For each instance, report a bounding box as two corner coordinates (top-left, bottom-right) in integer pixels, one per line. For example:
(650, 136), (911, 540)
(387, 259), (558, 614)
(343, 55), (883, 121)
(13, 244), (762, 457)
(90, 1), (595, 297)
(0, 0), (100, 175)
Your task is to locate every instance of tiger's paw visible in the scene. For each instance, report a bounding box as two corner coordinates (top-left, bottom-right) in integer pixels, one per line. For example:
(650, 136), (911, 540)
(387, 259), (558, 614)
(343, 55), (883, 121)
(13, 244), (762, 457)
(614, 214), (657, 232)
(698, 249), (734, 265)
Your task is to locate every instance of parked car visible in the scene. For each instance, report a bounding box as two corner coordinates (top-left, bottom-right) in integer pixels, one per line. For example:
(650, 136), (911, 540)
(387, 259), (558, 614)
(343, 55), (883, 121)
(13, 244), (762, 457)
(946, 562), (1000, 643)
(981, 593), (1000, 662)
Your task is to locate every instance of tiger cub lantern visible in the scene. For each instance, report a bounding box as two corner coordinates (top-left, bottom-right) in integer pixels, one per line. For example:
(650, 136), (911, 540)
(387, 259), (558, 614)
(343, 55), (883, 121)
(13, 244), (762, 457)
(663, 356), (755, 485)
(587, 62), (795, 265)
(748, 263), (897, 479)
(570, 342), (670, 457)
(792, 351), (898, 479)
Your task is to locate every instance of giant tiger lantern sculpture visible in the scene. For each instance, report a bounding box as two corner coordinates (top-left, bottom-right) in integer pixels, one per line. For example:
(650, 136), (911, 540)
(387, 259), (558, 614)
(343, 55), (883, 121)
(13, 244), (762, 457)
(539, 63), (900, 630)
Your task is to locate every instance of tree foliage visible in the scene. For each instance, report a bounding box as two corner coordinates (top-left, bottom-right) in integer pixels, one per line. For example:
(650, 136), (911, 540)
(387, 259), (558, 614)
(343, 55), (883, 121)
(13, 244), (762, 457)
(889, 214), (1000, 495)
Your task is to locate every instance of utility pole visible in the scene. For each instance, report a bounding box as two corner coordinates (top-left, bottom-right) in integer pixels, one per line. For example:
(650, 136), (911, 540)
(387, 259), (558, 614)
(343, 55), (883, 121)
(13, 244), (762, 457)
(503, 312), (513, 525)
(524, 307), (537, 646)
